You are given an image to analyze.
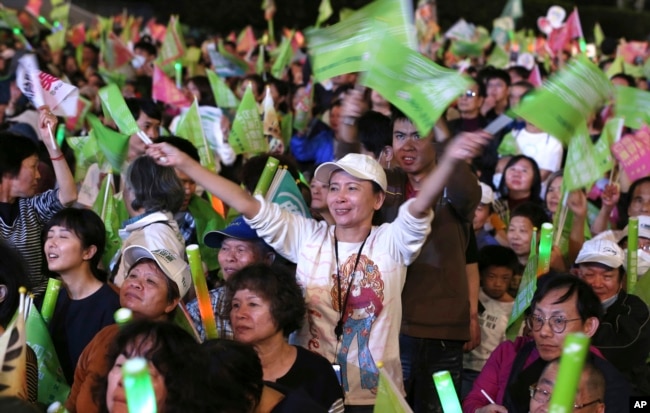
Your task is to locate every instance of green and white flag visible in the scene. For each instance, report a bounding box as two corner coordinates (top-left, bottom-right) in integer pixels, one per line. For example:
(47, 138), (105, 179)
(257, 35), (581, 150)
(228, 84), (267, 155)
(315, 0), (333, 28)
(614, 85), (650, 130)
(65, 134), (101, 183)
(91, 173), (122, 270)
(271, 32), (294, 79)
(176, 99), (217, 173)
(564, 123), (605, 191)
(360, 35), (472, 137)
(487, 43), (510, 68)
(306, 0), (415, 82)
(512, 55), (613, 145)
(50, 3), (70, 28)
(266, 168), (311, 218)
(87, 114), (130, 173)
(593, 117), (624, 173)
(98, 84), (140, 136)
(492, 16), (514, 46)
(506, 230), (538, 340)
(206, 70), (240, 109)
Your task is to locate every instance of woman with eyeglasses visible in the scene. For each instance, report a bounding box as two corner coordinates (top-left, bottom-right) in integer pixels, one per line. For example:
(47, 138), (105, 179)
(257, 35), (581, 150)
(529, 359), (605, 413)
(463, 274), (631, 413)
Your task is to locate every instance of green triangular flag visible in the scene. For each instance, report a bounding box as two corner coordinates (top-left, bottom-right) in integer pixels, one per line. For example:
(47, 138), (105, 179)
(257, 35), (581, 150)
(500, 0), (523, 20)
(605, 55), (625, 79)
(206, 69), (240, 109)
(271, 32), (294, 79)
(373, 366), (413, 412)
(98, 84), (140, 136)
(87, 114), (130, 172)
(497, 131), (520, 156)
(91, 173), (122, 270)
(159, 15), (186, 67)
(564, 122), (604, 191)
(487, 44), (510, 68)
(506, 229), (538, 340)
(45, 30), (66, 52)
(316, 0), (333, 28)
(176, 99), (217, 173)
(50, 3), (70, 28)
(228, 83), (267, 155)
(65, 134), (101, 183)
(593, 22), (604, 48)
(614, 85), (650, 129)
(266, 168), (311, 218)
(281, 112), (293, 147)
(593, 117), (623, 173)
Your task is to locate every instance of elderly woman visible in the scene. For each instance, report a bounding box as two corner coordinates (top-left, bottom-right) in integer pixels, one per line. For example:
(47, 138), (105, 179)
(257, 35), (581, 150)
(66, 245), (193, 413)
(96, 320), (211, 413)
(0, 110), (76, 293)
(147, 129), (489, 409)
(227, 263), (344, 412)
(112, 155), (186, 287)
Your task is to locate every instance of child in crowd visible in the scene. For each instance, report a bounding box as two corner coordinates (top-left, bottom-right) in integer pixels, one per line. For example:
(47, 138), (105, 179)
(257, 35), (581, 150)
(474, 182), (500, 250)
(461, 245), (518, 398)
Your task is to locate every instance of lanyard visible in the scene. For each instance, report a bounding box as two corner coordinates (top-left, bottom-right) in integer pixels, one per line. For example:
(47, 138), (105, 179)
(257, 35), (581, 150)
(334, 229), (371, 341)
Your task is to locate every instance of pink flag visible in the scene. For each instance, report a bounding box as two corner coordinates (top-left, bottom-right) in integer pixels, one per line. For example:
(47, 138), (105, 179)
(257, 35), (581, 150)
(565, 8), (583, 39)
(528, 63), (542, 87)
(69, 23), (86, 48)
(102, 32), (134, 70)
(612, 127), (650, 182)
(152, 64), (191, 108)
(146, 18), (166, 43)
(619, 41), (648, 64)
(25, 0), (42, 17)
(237, 26), (257, 54)
(547, 25), (569, 54)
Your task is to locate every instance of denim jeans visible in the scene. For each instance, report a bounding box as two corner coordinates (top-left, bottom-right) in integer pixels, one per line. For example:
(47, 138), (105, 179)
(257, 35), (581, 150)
(400, 334), (464, 413)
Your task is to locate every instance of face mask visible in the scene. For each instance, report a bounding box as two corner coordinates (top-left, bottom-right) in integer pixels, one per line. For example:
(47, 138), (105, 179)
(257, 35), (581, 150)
(131, 55), (146, 69)
(623, 248), (650, 278)
(492, 172), (502, 190)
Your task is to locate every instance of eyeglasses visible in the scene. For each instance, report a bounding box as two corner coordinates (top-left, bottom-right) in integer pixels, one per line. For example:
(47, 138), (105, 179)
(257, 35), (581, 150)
(529, 385), (602, 409)
(525, 314), (582, 334)
(463, 90), (478, 98)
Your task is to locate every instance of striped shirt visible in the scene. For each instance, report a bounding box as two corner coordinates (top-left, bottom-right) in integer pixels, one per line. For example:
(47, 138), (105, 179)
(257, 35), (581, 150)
(0, 189), (64, 294)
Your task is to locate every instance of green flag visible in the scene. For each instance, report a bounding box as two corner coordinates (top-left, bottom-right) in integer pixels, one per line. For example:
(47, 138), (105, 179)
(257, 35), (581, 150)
(564, 123), (605, 191)
(360, 35), (472, 137)
(266, 168), (311, 218)
(316, 0), (333, 28)
(217, 39), (250, 75)
(593, 23), (604, 48)
(497, 131), (520, 156)
(98, 84), (140, 136)
(593, 117), (623, 173)
(46, 30), (66, 52)
(511, 55), (613, 145)
(506, 230), (538, 340)
(87, 114), (130, 172)
(281, 112), (293, 147)
(159, 15), (186, 67)
(91, 173), (122, 270)
(487, 43), (510, 68)
(25, 305), (70, 405)
(256, 45), (266, 75)
(306, 0), (415, 82)
(271, 32), (294, 79)
(492, 16), (514, 46)
(206, 70), (240, 109)
(500, 0), (523, 20)
(50, 3), (70, 28)
(605, 55), (625, 79)
(65, 135), (101, 183)
(176, 99), (217, 172)
(373, 366), (413, 413)
(228, 84), (267, 155)
(614, 85), (650, 130)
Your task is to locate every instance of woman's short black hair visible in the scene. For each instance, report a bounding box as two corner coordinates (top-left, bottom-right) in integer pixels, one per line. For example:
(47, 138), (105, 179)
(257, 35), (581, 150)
(125, 155), (184, 213)
(43, 208), (108, 282)
(0, 132), (39, 179)
(498, 155), (543, 204)
(225, 263), (306, 337)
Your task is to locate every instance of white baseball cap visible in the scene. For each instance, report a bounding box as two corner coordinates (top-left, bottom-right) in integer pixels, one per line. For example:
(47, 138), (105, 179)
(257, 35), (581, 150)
(314, 153), (387, 192)
(575, 239), (625, 269)
(619, 215), (650, 243)
(123, 246), (192, 298)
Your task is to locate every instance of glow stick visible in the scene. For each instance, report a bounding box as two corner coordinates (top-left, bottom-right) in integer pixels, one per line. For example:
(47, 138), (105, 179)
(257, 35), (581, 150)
(47, 122), (57, 151)
(537, 223), (554, 276)
(41, 278), (62, 324)
(122, 357), (157, 413)
(253, 156), (280, 196)
(432, 370), (462, 413)
(548, 333), (590, 413)
(56, 124), (66, 147)
(114, 308), (133, 328)
(553, 191), (569, 246)
(174, 61), (182, 89)
(186, 244), (218, 339)
(480, 389), (495, 405)
(627, 217), (639, 294)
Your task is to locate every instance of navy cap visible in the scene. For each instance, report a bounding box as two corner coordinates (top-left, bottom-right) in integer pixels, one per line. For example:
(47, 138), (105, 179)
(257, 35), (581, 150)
(203, 216), (260, 248)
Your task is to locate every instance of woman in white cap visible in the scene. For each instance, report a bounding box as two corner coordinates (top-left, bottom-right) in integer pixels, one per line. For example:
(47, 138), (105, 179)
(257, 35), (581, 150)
(146, 131), (489, 410)
(66, 245), (193, 413)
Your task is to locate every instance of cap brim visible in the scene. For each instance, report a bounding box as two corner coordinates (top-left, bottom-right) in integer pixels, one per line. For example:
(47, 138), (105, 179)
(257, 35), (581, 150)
(314, 162), (383, 190)
(204, 230), (228, 248)
(123, 245), (157, 272)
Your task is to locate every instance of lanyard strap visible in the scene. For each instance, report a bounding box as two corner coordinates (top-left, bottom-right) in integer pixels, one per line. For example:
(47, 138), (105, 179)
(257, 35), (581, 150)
(334, 229), (371, 341)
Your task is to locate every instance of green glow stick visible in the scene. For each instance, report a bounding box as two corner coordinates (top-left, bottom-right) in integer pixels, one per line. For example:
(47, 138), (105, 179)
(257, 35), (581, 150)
(56, 124), (66, 147)
(187, 245), (218, 339)
(548, 333), (590, 413)
(432, 370), (462, 413)
(114, 308), (133, 328)
(174, 61), (182, 89)
(537, 223), (554, 276)
(627, 217), (639, 294)
(253, 156), (280, 196)
(122, 357), (157, 413)
(41, 278), (62, 324)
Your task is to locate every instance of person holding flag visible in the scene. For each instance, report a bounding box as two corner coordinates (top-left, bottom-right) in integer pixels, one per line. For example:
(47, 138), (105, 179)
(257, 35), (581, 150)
(146, 127), (490, 409)
(0, 109), (76, 294)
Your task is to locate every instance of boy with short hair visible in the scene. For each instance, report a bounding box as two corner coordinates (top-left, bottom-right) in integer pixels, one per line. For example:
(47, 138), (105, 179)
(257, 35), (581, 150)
(461, 245), (519, 398)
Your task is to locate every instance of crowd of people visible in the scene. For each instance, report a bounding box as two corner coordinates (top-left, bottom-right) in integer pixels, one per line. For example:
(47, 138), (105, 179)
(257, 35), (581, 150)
(0, 2), (648, 413)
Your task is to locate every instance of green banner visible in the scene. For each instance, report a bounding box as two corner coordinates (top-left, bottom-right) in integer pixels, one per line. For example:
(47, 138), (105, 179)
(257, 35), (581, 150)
(306, 0), (415, 82)
(593, 117), (623, 173)
(614, 85), (650, 130)
(564, 122), (605, 191)
(228, 84), (267, 155)
(360, 35), (472, 137)
(98, 84), (140, 136)
(512, 55), (613, 145)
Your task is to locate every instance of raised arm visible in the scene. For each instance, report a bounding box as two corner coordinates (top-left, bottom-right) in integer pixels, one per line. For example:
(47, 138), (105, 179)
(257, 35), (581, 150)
(39, 109), (77, 205)
(408, 131), (491, 218)
(146, 143), (261, 218)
